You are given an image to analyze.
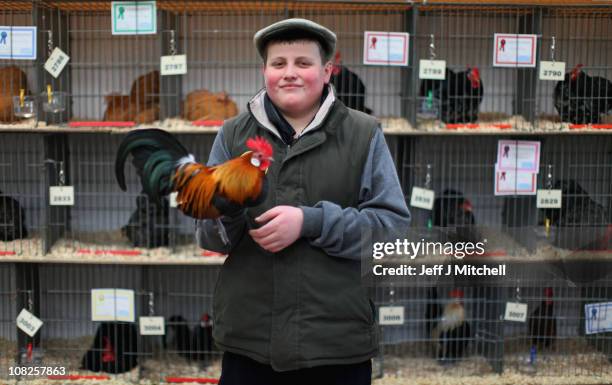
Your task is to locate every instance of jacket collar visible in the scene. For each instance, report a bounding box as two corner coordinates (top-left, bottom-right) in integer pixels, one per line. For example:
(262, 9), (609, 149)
(247, 84), (336, 141)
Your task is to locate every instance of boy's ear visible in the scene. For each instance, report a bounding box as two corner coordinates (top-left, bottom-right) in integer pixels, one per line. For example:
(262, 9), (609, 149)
(323, 60), (333, 82)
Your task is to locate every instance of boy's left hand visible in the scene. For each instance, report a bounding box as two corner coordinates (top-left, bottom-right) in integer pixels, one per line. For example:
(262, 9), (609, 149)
(249, 206), (303, 253)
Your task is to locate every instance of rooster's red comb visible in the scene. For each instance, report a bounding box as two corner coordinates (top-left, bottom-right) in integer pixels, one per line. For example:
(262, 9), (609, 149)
(449, 289), (464, 299)
(246, 136), (273, 158)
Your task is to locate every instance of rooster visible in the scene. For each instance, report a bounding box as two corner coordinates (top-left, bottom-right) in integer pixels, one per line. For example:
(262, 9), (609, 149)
(331, 52), (372, 114)
(192, 313), (216, 363)
(544, 179), (608, 227)
(554, 64), (612, 124)
(528, 287), (556, 350)
(115, 129), (273, 220)
(0, 190), (28, 241)
(81, 322), (139, 374)
(431, 288), (471, 363)
(419, 67), (483, 123)
(165, 314), (216, 365)
(432, 189), (479, 245)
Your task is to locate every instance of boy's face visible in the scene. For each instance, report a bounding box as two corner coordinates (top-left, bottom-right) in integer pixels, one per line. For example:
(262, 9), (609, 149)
(263, 41), (332, 117)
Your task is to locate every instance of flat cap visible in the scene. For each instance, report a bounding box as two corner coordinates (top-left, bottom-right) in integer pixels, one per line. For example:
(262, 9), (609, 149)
(254, 18), (337, 62)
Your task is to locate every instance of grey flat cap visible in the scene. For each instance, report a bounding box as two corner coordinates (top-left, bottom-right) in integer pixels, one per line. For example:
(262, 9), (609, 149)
(254, 18), (336, 62)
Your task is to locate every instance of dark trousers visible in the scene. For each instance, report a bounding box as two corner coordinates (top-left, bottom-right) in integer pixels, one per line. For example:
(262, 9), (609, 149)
(219, 352), (372, 385)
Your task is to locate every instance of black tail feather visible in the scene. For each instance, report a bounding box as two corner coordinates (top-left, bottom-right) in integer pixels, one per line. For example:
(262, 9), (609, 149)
(115, 128), (190, 202)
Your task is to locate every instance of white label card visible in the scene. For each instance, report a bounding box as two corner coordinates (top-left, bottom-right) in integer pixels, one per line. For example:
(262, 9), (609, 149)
(16, 309), (43, 337)
(44, 47), (70, 78)
(504, 302), (528, 322)
(363, 31), (409, 66)
(91, 289), (135, 322)
(139, 316), (165, 335)
(49, 186), (74, 206)
(537, 189), (562, 209)
(493, 33), (537, 68)
(419, 60), (446, 80)
(0, 26), (37, 60)
(160, 54), (187, 76)
(410, 187), (435, 210)
(379, 306), (404, 325)
(585, 302), (612, 334)
(111, 1), (156, 35)
(539, 61), (566, 81)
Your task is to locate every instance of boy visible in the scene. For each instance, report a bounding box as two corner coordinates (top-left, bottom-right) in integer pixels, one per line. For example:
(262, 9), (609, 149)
(197, 18), (410, 385)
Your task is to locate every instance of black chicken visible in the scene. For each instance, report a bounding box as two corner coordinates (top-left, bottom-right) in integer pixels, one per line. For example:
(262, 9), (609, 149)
(544, 179), (608, 227)
(165, 315), (192, 359)
(433, 189), (475, 227)
(432, 189), (479, 245)
(81, 322), (139, 374)
(0, 190), (28, 241)
(431, 288), (471, 363)
(331, 52), (372, 114)
(121, 194), (169, 248)
(192, 313), (215, 362)
(419, 67), (483, 123)
(165, 314), (215, 364)
(528, 287), (556, 350)
(554, 64), (612, 124)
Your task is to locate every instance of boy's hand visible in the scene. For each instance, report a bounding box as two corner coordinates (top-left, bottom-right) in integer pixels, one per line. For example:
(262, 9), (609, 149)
(249, 206), (303, 253)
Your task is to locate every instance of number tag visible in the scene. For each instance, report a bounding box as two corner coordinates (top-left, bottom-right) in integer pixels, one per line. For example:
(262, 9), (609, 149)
(419, 60), (446, 80)
(504, 302), (528, 322)
(379, 306), (404, 325)
(44, 47), (70, 78)
(49, 186), (74, 206)
(16, 309), (43, 337)
(139, 316), (165, 335)
(539, 61), (565, 81)
(410, 187), (435, 210)
(536, 189), (562, 209)
(160, 54), (187, 76)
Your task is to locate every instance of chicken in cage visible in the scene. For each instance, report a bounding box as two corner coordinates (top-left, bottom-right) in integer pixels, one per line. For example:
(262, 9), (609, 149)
(554, 64), (612, 125)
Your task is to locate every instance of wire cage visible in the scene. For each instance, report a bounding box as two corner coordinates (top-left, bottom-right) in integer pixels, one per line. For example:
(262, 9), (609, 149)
(0, 1), (38, 125)
(0, 263), (17, 381)
(373, 262), (612, 381)
(412, 4), (612, 132)
(502, 277), (612, 378)
(35, 1), (161, 125)
(0, 133), (46, 257)
(0, 0), (414, 130)
(392, 133), (612, 261)
(41, 132), (219, 263)
(13, 264), (222, 382)
(536, 7), (612, 129)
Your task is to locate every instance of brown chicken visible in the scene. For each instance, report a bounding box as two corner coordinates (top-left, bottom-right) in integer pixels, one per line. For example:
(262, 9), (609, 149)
(103, 70), (159, 123)
(183, 89), (238, 121)
(130, 70), (160, 106)
(0, 66), (29, 122)
(115, 128), (273, 219)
